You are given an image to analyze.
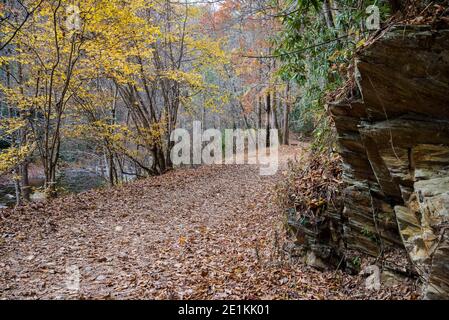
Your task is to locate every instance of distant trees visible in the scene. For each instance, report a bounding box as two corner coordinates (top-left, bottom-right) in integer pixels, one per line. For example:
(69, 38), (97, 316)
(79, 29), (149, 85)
(200, 0), (295, 145)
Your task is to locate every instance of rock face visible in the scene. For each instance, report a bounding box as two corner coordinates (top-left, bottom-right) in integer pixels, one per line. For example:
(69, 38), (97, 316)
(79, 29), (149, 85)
(329, 25), (449, 299)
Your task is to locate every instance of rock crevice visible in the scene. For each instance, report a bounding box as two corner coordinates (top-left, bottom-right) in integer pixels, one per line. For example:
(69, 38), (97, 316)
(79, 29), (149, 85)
(329, 25), (449, 299)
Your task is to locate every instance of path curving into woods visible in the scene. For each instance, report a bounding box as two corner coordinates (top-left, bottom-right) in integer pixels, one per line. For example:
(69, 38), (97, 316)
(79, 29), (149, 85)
(0, 145), (414, 299)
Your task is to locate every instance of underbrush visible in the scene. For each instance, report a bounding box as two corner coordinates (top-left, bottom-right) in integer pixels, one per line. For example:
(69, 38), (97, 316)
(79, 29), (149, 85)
(275, 150), (346, 268)
(276, 150), (343, 229)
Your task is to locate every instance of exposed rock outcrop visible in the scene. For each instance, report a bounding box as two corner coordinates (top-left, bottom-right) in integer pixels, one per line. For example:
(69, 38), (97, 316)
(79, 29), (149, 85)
(329, 25), (449, 299)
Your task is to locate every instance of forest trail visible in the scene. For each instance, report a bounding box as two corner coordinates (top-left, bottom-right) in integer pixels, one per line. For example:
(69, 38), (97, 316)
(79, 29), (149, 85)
(0, 145), (407, 300)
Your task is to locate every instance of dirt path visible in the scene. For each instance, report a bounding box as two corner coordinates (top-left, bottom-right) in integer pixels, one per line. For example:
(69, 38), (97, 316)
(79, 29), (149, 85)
(0, 146), (414, 299)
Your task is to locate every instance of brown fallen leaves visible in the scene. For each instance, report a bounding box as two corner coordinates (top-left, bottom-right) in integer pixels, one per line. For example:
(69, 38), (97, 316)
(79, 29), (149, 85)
(402, 2), (449, 27)
(276, 151), (343, 225)
(0, 146), (417, 300)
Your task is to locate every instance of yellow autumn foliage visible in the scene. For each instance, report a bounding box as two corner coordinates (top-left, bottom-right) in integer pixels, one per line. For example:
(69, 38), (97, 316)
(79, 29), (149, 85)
(0, 145), (31, 175)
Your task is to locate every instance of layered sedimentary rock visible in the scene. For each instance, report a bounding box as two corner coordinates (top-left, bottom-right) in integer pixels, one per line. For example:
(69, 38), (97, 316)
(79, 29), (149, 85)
(329, 25), (449, 299)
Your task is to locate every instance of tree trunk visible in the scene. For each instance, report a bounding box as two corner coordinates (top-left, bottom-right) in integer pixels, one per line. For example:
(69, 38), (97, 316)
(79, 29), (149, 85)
(18, 60), (30, 202)
(20, 162), (30, 202)
(12, 169), (21, 207)
(5, 60), (24, 206)
(108, 85), (118, 186)
(266, 92), (271, 147)
(165, 140), (174, 170)
(282, 83), (290, 145)
(272, 87), (282, 143)
(108, 151), (115, 187)
(272, 88), (279, 130)
(46, 165), (58, 198)
(322, 0), (335, 29)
